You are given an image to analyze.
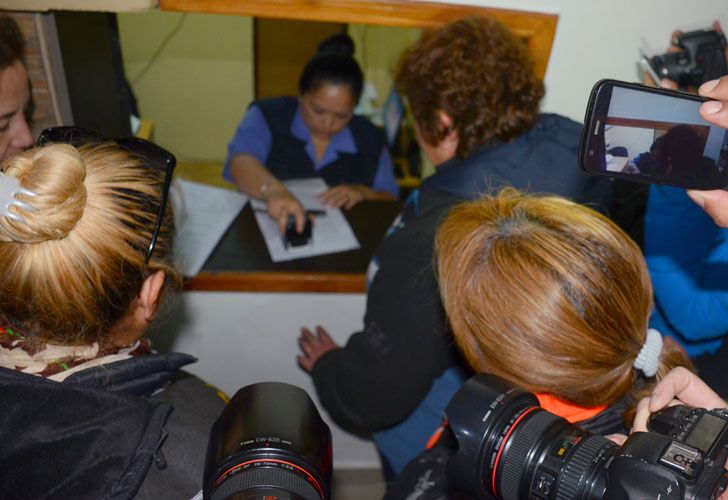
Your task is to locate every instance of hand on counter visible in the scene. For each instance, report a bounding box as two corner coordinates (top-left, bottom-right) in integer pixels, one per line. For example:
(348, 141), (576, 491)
(297, 325), (340, 372)
(317, 184), (372, 210)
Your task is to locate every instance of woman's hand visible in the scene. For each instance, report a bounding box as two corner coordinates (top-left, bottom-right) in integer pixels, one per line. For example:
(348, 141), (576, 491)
(297, 325), (340, 373)
(631, 368), (728, 499)
(265, 189), (306, 234)
(632, 367), (727, 433)
(698, 76), (728, 133)
(317, 184), (373, 209)
(686, 75), (728, 227)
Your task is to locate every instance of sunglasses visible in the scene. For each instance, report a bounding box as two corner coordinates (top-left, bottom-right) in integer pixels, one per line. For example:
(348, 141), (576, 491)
(36, 126), (176, 264)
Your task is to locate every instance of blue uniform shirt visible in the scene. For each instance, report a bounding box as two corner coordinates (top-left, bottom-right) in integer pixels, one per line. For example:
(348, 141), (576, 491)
(224, 103), (399, 197)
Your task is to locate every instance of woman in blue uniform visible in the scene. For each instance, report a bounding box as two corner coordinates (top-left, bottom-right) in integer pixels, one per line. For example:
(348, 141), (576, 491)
(225, 33), (399, 233)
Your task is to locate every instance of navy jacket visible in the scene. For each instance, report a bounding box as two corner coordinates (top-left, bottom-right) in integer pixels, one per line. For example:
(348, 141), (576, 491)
(312, 114), (613, 433)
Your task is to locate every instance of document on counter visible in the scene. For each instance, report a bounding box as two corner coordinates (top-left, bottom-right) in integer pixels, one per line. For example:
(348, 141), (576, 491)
(173, 179), (248, 276)
(250, 178), (360, 262)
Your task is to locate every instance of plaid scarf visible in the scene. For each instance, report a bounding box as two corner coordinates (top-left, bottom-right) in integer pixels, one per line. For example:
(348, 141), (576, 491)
(0, 324), (151, 382)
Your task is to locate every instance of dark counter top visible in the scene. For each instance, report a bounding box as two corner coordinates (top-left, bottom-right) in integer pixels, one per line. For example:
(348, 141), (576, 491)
(186, 200), (402, 293)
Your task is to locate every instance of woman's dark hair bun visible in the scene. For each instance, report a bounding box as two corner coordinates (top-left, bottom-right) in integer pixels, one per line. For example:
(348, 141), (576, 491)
(300, 32), (362, 101)
(317, 33), (355, 57)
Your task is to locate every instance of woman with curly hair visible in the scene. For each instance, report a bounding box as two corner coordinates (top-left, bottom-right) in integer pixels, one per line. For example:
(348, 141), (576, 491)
(297, 16), (613, 475)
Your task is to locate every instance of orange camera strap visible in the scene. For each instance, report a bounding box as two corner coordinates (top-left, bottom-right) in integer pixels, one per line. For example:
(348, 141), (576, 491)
(424, 395), (608, 451)
(536, 393), (607, 423)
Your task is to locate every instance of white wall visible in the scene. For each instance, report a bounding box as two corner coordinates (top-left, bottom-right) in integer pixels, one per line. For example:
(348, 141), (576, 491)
(433, 0), (727, 122)
(152, 291), (381, 469)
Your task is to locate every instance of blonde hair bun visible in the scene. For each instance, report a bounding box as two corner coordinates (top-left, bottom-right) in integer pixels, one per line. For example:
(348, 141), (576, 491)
(0, 144), (87, 244)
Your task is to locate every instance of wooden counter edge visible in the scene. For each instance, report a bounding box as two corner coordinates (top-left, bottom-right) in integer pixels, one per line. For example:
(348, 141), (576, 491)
(185, 271), (367, 293)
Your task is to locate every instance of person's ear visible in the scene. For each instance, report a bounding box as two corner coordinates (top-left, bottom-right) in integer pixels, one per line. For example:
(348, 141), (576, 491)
(437, 110), (459, 154)
(107, 270), (166, 347)
(138, 270), (166, 323)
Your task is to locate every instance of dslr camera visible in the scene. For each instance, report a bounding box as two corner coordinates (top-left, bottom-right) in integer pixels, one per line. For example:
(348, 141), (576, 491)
(203, 382), (332, 500)
(444, 374), (728, 499)
(648, 28), (727, 87)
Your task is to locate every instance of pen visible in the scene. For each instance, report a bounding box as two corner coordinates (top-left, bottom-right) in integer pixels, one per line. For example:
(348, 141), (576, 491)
(304, 209), (327, 216)
(253, 209), (327, 217)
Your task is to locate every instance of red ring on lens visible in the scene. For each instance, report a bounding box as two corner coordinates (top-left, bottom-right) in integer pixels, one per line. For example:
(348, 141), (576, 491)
(490, 406), (539, 498)
(214, 458), (324, 499)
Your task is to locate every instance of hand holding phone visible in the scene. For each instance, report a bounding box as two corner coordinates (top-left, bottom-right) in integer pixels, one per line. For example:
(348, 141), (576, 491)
(283, 214), (312, 249)
(579, 79), (728, 190)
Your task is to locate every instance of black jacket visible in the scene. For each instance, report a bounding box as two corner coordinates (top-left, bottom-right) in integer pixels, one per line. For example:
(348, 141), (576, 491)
(311, 114), (613, 433)
(0, 352), (226, 499)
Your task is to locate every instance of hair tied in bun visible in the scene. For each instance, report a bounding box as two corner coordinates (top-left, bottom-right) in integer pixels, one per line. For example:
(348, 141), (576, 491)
(316, 33), (355, 58)
(0, 172), (38, 225)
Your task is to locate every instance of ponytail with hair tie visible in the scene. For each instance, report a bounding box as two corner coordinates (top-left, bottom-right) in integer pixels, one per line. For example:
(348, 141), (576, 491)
(633, 329), (663, 378)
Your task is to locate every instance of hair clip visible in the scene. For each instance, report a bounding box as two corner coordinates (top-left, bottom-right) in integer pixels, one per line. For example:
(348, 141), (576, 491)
(0, 172), (37, 224)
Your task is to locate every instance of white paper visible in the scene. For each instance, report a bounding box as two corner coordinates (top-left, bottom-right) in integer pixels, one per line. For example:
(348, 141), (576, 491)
(250, 178), (360, 262)
(172, 179), (248, 276)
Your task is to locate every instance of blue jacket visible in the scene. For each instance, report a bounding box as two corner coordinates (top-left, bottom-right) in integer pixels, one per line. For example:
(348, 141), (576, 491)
(646, 185), (728, 356)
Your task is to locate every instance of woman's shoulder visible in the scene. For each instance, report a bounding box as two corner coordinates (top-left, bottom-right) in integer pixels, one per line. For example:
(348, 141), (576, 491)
(253, 95), (299, 113)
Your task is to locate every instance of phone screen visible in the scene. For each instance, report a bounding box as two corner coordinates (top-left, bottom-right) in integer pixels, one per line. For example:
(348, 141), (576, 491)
(580, 80), (728, 190)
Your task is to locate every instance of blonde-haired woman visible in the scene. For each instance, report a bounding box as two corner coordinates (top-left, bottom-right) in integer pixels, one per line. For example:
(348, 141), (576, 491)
(0, 128), (225, 499)
(388, 189), (694, 499)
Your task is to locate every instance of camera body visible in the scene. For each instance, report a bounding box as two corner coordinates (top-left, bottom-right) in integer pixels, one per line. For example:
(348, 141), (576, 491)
(445, 374), (728, 499)
(649, 29), (727, 88)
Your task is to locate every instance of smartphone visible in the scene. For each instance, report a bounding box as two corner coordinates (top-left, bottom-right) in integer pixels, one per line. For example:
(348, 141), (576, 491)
(579, 79), (728, 190)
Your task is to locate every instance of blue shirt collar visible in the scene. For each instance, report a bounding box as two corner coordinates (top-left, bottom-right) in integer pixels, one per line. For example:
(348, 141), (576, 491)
(291, 104), (358, 168)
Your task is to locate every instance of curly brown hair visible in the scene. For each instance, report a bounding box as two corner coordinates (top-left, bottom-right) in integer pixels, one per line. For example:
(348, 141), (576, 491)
(395, 17), (545, 159)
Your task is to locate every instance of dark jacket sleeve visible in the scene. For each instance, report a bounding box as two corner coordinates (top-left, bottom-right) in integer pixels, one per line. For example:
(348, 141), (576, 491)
(137, 372), (227, 499)
(312, 201), (460, 432)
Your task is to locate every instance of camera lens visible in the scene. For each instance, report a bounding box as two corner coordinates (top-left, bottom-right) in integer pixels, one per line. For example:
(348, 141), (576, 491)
(203, 382), (332, 500)
(445, 374), (618, 499)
